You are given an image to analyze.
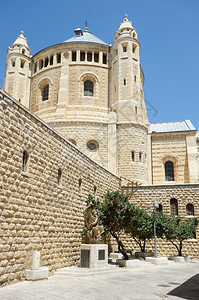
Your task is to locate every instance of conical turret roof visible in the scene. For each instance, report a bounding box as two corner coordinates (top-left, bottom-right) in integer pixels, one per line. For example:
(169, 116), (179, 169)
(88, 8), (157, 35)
(12, 31), (30, 49)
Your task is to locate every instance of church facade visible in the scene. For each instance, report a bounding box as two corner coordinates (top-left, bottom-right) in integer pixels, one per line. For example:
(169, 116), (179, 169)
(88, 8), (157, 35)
(1, 15), (199, 286)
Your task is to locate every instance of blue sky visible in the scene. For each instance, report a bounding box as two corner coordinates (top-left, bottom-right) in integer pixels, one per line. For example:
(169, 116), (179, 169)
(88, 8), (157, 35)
(0, 0), (199, 129)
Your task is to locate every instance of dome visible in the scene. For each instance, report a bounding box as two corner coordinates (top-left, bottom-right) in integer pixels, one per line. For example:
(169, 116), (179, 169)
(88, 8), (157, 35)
(64, 29), (108, 47)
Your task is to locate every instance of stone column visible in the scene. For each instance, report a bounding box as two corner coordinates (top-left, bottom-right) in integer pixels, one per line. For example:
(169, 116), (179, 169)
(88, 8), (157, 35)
(108, 112), (117, 174)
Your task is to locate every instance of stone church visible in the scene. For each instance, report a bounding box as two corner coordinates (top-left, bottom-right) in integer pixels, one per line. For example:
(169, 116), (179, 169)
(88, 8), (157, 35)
(1, 15), (199, 286)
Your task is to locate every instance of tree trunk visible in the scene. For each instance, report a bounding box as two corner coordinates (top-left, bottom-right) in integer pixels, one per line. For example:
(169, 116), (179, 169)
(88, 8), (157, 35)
(110, 231), (129, 260)
(178, 241), (183, 256)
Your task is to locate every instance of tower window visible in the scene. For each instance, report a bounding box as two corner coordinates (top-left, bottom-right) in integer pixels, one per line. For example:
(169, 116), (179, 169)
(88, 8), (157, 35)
(58, 168), (62, 186)
(39, 59), (43, 70)
(57, 53), (61, 63)
(11, 60), (15, 67)
(42, 84), (49, 101)
(135, 106), (137, 114)
(170, 198), (178, 215)
(103, 53), (107, 64)
(44, 57), (49, 67)
(80, 51), (85, 61)
(20, 59), (25, 68)
(186, 204), (194, 216)
(124, 78), (126, 85)
(72, 51), (76, 61)
(84, 80), (93, 97)
(134, 75), (136, 82)
(87, 52), (92, 62)
(132, 44), (137, 53)
(94, 52), (99, 62)
(22, 150), (29, 172)
(50, 55), (53, 65)
(131, 151), (134, 162)
(165, 161), (174, 181)
(139, 152), (142, 162)
(122, 45), (127, 52)
(34, 62), (37, 73)
(22, 49), (25, 54)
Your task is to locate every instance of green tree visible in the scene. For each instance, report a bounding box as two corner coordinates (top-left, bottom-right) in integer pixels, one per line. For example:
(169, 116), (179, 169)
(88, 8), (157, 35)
(126, 207), (165, 253)
(86, 191), (134, 260)
(163, 215), (198, 256)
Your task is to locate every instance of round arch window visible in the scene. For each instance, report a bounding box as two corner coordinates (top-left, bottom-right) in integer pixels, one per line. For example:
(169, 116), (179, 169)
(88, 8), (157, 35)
(87, 140), (99, 151)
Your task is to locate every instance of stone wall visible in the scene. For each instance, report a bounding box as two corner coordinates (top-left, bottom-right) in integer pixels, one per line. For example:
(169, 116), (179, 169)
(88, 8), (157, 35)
(122, 184), (199, 259)
(151, 133), (190, 184)
(117, 123), (149, 184)
(0, 89), (120, 286)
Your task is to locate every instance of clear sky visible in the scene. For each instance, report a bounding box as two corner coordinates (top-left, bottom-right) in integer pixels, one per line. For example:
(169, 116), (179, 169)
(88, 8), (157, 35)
(0, 0), (199, 129)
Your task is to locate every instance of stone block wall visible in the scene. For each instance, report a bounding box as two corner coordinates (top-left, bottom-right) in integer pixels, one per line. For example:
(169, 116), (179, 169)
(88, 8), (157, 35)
(122, 184), (199, 259)
(151, 133), (190, 184)
(117, 123), (148, 184)
(0, 89), (120, 286)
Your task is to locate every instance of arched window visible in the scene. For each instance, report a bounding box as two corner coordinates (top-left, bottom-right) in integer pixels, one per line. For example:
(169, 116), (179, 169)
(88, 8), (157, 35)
(42, 84), (49, 101)
(186, 203), (194, 216)
(84, 80), (93, 96)
(22, 150), (28, 172)
(165, 161), (174, 181)
(170, 198), (178, 215)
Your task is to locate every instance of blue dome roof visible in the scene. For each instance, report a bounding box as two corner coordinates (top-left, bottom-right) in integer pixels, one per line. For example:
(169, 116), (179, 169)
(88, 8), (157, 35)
(64, 30), (108, 47)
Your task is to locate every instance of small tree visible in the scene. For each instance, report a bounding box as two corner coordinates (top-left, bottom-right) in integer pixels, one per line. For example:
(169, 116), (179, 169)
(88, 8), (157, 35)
(86, 191), (135, 260)
(126, 207), (154, 252)
(163, 215), (198, 256)
(126, 207), (165, 253)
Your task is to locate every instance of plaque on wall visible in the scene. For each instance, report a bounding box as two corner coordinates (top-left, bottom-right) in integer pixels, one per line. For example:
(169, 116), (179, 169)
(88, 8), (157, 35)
(98, 249), (105, 260)
(81, 249), (90, 267)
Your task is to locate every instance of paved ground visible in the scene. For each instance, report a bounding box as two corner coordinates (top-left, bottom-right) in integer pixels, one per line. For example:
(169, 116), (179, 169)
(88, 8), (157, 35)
(0, 260), (199, 300)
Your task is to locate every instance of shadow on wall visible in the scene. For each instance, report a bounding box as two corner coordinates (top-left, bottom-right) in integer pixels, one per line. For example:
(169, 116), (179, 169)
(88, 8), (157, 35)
(167, 273), (199, 300)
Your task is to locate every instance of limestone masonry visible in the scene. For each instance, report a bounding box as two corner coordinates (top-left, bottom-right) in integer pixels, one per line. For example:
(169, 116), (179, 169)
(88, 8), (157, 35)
(1, 15), (199, 286)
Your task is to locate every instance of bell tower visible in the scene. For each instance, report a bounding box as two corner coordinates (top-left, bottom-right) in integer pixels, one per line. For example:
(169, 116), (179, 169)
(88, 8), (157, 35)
(109, 14), (148, 124)
(3, 31), (31, 108)
(108, 15), (149, 184)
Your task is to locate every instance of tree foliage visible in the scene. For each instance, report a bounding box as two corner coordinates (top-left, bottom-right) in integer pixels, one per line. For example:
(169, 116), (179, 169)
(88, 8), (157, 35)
(163, 215), (198, 256)
(86, 191), (135, 260)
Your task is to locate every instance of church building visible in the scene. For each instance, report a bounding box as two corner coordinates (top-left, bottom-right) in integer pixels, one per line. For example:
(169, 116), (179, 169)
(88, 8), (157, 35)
(1, 15), (199, 286)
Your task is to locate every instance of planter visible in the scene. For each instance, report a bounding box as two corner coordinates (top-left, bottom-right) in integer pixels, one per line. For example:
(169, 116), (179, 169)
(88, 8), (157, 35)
(168, 255), (190, 263)
(135, 252), (154, 260)
(116, 259), (141, 268)
(174, 256), (190, 263)
(146, 257), (168, 265)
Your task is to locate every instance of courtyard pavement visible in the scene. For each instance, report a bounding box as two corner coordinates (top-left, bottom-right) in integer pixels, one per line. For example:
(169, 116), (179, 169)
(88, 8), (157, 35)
(0, 260), (199, 300)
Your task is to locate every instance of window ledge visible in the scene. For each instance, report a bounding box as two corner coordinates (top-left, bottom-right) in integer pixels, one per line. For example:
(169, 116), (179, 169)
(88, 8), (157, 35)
(187, 239), (197, 242)
(186, 215), (195, 218)
(21, 171), (29, 178)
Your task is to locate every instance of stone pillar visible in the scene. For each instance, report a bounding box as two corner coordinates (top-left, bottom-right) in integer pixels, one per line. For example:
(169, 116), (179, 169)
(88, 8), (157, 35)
(186, 133), (198, 183)
(108, 112), (117, 174)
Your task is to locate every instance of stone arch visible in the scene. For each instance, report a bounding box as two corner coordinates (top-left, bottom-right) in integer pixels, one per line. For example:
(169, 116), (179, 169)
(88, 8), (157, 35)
(78, 72), (100, 99)
(159, 154), (179, 183)
(37, 78), (53, 102)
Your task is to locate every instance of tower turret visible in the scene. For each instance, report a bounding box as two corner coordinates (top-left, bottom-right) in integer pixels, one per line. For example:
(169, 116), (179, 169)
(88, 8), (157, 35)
(109, 14), (147, 124)
(108, 15), (149, 184)
(3, 31), (31, 108)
